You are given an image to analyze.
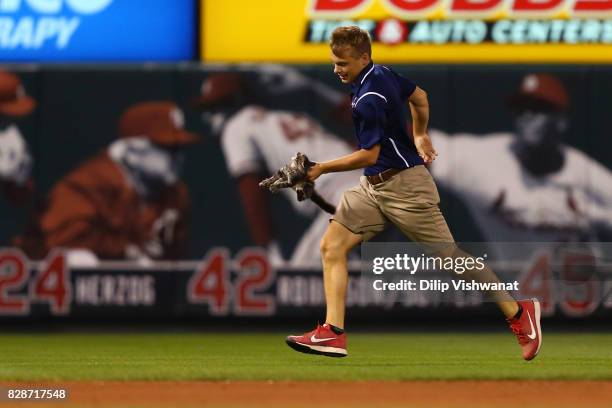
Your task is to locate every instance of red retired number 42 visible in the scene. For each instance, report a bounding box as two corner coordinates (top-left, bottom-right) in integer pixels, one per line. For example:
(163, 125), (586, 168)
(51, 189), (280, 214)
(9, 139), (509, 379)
(187, 248), (276, 316)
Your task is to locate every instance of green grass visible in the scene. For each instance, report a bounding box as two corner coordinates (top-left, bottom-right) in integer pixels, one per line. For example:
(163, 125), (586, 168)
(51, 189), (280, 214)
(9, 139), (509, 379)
(0, 332), (611, 381)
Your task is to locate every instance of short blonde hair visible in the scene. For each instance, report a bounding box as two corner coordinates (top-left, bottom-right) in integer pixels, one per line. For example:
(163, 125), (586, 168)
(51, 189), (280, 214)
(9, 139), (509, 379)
(329, 26), (372, 58)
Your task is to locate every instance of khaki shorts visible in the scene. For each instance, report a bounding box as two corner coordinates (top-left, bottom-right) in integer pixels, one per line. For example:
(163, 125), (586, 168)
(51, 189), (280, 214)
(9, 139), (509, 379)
(333, 165), (454, 244)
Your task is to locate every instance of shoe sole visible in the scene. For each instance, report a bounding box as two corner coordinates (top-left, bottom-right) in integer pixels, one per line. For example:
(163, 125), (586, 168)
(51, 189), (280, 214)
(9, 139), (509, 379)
(285, 339), (347, 358)
(522, 298), (542, 361)
(531, 298), (542, 360)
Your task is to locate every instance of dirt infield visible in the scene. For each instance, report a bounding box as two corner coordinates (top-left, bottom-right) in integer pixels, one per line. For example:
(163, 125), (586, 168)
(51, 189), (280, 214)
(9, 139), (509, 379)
(2, 380), (612, 408)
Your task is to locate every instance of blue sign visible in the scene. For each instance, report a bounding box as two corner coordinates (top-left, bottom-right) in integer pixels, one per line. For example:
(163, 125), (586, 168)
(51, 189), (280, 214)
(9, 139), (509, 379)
(0, 0), (195, 62)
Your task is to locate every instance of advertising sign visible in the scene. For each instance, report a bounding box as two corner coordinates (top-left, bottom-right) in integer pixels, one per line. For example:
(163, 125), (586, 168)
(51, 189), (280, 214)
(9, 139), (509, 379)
(202, 0), (612, 63)
(0, 0), (195, 61)
(1, 248), (610, 321)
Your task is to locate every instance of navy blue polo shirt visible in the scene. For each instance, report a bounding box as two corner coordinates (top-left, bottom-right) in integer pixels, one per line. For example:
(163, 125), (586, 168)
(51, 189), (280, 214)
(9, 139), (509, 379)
(350, 61), (424, 176)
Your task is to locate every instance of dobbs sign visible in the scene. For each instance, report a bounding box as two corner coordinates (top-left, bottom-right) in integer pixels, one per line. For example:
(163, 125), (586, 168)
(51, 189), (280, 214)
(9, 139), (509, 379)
(0, 0), (195, 62)
(202, 0), (612, 63)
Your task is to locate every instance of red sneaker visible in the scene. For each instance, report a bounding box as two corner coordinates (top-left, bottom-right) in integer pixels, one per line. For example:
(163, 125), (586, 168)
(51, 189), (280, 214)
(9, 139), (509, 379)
(286, 323), (347, 357)
(507, 299), (542, 361)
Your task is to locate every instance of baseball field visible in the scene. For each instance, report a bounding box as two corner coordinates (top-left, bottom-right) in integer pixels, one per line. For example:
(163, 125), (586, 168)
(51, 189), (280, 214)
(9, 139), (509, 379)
(0, 330), (611, 408)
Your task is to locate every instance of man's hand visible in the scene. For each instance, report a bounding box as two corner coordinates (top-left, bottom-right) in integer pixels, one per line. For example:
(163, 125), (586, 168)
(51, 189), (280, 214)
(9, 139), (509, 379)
(414, 134), (438, 164)
(306, 163), (323, 182)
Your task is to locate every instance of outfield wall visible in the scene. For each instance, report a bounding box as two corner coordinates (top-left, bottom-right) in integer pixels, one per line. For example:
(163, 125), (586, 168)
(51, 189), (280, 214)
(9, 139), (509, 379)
(0, 249), (610, 322)
(0, 65), (610, 322)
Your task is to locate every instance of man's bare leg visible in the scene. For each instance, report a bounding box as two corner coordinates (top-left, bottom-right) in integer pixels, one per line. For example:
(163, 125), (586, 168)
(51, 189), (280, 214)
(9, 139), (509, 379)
(468, 263), (519, 318)
(436, 245), (519, 318)
(284, 221), (361, 357)
(320, 221), (363, 329)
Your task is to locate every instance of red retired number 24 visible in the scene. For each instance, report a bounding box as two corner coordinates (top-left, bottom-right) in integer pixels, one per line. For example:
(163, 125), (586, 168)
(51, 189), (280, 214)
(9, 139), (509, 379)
(0, 250), (70, 315)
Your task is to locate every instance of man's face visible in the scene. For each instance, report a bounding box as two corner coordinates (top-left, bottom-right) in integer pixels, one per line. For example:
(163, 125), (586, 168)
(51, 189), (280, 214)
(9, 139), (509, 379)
(120, 138), (184, 187)
(331, 47), (370, 84)
(514, 109), (568, 148)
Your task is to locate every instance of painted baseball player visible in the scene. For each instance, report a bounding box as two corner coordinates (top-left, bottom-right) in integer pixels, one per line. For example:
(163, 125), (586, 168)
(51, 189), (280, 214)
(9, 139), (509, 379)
(430, 74), (612, 258)
(15, 101), (196, 262)
(0, 69), (35, 207)
(195, 71), (361, 268)
(284, 26), (542, 360)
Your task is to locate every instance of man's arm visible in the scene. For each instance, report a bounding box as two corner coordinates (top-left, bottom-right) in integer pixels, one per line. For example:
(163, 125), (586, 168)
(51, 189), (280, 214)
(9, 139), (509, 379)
(408, 86), (437, 163)
(307, 145), (380, 181)
(408, 86), (429, 136)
